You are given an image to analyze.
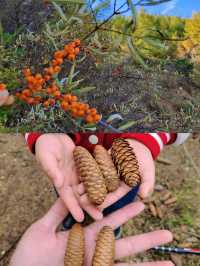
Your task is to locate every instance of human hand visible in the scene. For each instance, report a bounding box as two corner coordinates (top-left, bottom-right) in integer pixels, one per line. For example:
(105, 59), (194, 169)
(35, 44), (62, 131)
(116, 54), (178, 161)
(10, 199), (173, 266)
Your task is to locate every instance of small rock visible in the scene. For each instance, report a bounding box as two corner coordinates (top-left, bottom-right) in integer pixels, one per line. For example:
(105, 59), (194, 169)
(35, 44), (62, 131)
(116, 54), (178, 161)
(155, 184), (165, 191)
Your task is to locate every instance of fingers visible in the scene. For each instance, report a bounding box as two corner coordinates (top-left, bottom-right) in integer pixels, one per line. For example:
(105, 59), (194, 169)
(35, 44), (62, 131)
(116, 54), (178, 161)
(39, 152), (64, 189)
(59, 186), (85, 222)
(79, 194), (103, 220)
(115, 262), (174, 266)
(115, 230), (173, 259)
(99, 182), (131, 211)
(40, 198), (68, 230)
(138, 164), (155, 199)
(90, 202), (144, 231)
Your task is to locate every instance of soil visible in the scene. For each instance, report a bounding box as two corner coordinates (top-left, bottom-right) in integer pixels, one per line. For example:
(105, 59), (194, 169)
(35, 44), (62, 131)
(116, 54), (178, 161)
(0, 133), (200, 266)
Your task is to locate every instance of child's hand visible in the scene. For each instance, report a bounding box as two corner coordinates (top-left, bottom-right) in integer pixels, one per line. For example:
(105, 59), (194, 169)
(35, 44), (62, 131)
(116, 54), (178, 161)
(35, 133), (103, 222)
(10, 198), (173, 266)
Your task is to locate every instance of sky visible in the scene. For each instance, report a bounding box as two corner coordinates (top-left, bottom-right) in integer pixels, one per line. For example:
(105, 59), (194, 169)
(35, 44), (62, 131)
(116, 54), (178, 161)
(93, 0), (200, 18)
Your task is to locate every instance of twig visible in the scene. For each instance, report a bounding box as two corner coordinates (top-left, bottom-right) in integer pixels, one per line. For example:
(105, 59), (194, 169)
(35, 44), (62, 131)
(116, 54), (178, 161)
(157, 157), (172, 165)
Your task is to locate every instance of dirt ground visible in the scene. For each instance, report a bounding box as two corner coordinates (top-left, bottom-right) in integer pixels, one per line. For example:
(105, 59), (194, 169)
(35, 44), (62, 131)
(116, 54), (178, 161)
(0, 133), (200, 266)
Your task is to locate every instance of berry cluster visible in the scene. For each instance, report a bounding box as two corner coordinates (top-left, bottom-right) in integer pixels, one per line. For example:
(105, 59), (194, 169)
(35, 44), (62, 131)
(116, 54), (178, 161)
(0, 83), (6, 91)
(14, 39), (101, 124)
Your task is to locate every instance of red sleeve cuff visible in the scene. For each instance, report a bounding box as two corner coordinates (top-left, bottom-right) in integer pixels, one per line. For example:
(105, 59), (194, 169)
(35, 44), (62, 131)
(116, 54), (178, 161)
(25, 133), (43, 153)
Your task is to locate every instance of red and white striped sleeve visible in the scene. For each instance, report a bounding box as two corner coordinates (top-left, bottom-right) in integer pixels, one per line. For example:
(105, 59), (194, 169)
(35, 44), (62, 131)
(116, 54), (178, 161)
(120, 133), (190, 159)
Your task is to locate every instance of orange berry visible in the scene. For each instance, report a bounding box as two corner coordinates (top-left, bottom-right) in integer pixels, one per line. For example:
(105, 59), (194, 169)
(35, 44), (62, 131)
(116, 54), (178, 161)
(68, 54), (75, 61)
(90, 108), (97, 115)
(54, 66), (61, 73)
(85, 115), (94, 123)
(37, 78), (45, 85)
(48, 67), (55, 75)
(27, 97), (34, 104)
(23, 68), (32, 77)
(22, 89), (31, 97)
(74, 39), (81, 46)
(44, 75), (51, 81)
(20, 95), (28, 101)
(35, 96), (42, 102)
(71, 102), (79, 108)
(49, 99), (56, 106)
(74, 47), (80, 55)
(47, 87), (53, 94)
(53, 90), (61, 98)
(16, 92), (21, 97)
(52, 59), (58, 66)
(94, 114), (101, 122)
(26, 76), (35, 83)
(54, 50), (65, 59)
(56, 58), (63, 65)
(71, 109), (79, 118)
(0, 83), (6, 91)
(43, 101), (50, 108)
(63, 94), (72, 102)
(61, 101), (69, 111)
(35, 73), (42, 80)
(77, 110), (85, 117)
(71, 95), (77, 102)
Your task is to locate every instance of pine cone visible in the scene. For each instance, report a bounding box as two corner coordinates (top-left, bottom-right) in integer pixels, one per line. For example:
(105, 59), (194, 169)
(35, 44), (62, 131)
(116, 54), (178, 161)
(64, 224), (85, 266)
(73, 146), (107, 205)
(111, 138), (141, 187)
(92, 226), (115, 266)
(93, 145), (120, 192)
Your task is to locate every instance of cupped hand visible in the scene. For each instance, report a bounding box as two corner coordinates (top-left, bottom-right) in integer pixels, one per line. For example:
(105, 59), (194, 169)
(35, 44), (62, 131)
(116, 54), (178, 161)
(35, 134), (155, 222)
(10, 199), (173, 266)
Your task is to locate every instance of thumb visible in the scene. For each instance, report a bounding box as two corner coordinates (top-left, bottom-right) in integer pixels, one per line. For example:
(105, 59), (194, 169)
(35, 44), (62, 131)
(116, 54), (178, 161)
(40, 153), (64, 189)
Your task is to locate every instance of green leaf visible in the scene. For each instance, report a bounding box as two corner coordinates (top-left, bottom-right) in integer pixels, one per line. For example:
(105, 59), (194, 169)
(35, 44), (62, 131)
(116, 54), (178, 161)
(143, 37), (167, 50)
(52, 2), (68, 21)
(73, 86), (96, 94)
(127, 0), (137, 29)
(51, 0), (84, 5)
(118, 120), (137, 130)
(67, 62), (76, 86)
(127, 37), (149, 70)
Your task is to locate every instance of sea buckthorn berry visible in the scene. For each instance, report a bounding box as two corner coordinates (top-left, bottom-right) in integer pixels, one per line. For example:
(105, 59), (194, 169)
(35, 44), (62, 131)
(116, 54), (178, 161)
(37, 78), (45, 85)
(56, 58), (63, 65)
(54, 50), (64, 59)
(71, 95), (77, 102)
(0, 83), (6, 90)
(47, 87), (53, 94)
(49, 99), (56, 106)
(21, 95), (27, 101)
(68, 54), (75, 61)
(44, 75), (51, 81)
(54, 66), (61, 73)
(35, 96), (42, 101)
(71, 102), (79, 108)
(77, 110), (85, 117)
(27, 97), (34, 104)
(43, 101), (50, 108)
(47, 67), (55, 75)
(53, 90), (61, 98)
(35, 74), (42, 80)
(86, 115), (94, 123)
(61, 101), (69, 110)
(63, 94), (72, 101)
(90, 108), (97, 115)
(74, 39), (81, 46)
(23, 68), (32, 77)
(22, 89), (31, 97)
(16, 92), (21, 97)
(26, 76), (35, 83)
(74, 47), (80, 55)
(94, 114), (101, 122)
(52, 59), (58, 66)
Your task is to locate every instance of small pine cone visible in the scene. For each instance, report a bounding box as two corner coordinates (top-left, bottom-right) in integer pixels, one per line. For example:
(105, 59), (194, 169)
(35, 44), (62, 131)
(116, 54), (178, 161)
(64, 224), (85, 266)
(73, 146), (107, 205)
(93, 145), (120, 192)
(92, 226), (115, 266)
(111, 138), (141, 187)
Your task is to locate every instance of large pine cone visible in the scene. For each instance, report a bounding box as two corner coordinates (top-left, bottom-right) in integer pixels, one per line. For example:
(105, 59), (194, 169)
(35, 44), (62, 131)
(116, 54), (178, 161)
(64, 224), (85, 266)
(92, 226), (115, 266)
(93, 145), (120, 192)
(73, 146), (107, 205)
(111, 138), (141, 187)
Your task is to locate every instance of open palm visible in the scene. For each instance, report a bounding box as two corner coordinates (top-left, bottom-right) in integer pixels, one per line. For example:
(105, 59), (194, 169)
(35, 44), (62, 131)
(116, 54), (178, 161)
(35, 133), (155, 222)
(10, 199), (173, 266)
